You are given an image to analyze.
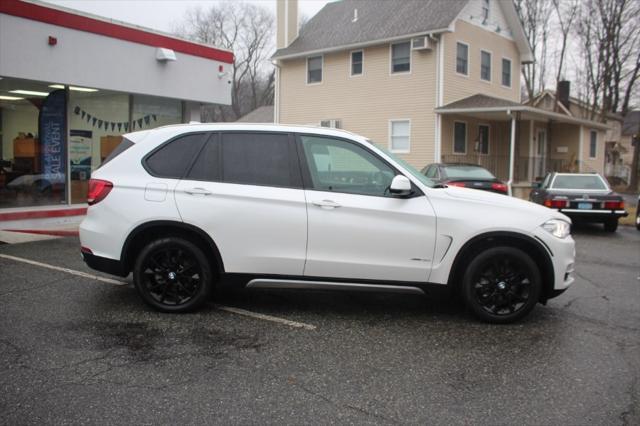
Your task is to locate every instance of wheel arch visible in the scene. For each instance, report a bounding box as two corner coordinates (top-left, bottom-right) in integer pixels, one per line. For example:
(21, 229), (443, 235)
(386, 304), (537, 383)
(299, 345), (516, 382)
(121, 220), (225, 276)
(447, 231), (555, 303)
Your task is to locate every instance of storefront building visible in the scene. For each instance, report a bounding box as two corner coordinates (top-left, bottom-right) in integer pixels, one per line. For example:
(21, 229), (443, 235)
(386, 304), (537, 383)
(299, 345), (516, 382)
(0, 0), (232, 222)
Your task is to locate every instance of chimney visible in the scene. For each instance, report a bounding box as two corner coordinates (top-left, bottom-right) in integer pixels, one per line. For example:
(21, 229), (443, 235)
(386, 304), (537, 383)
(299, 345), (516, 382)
(557, 80), (571, 111)
(277, 0), (298, 49)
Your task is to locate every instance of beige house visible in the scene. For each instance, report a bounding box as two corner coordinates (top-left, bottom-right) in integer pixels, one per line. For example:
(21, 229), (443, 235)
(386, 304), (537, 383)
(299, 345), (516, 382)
(272, 0), (608, 197)
(528, 90), (635, 186)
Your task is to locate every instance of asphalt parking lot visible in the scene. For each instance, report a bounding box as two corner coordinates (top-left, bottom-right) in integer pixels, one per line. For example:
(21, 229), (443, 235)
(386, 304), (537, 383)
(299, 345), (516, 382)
(1, 225), (638, 425)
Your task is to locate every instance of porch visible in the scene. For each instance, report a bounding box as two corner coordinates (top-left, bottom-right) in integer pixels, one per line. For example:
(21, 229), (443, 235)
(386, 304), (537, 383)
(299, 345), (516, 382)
(435, 95), (609, 198)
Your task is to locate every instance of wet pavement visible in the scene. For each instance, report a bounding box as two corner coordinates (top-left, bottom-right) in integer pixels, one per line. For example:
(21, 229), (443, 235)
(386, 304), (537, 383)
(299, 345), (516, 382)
(0, 225), (638, 425)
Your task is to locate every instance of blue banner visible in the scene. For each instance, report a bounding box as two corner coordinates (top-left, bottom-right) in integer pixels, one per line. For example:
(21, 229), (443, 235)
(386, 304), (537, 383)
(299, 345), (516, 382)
(39, 90), (66, 184)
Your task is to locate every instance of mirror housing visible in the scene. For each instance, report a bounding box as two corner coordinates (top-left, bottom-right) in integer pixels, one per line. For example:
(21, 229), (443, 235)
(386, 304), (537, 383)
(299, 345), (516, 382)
(390, 175), (412, 196)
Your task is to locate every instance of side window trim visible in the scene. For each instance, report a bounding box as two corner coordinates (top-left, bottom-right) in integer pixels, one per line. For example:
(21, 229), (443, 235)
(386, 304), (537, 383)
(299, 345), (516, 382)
(142, 131), (211, 179)
(294, 133), (423, 198)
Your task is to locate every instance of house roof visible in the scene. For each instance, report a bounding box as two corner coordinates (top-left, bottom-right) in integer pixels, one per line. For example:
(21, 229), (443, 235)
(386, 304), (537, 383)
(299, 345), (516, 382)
(235, 105), (274, 123)
(438, 94), (522, 110)
(273, 0), (467, 59)
(436, 94), (610, 130)
(272, 0), (533, 62)
(622, 111), (640, 136)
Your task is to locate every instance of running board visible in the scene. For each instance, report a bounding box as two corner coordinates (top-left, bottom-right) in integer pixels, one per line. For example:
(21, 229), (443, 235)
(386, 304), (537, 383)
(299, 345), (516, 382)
(246, 278), (426, 295)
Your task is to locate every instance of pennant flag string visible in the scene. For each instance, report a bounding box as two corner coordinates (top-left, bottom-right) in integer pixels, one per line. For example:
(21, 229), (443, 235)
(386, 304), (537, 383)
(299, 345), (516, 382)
(72, 105), (157, 133)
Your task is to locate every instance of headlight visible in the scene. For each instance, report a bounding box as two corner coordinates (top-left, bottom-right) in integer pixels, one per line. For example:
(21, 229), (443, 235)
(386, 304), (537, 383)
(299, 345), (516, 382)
(542, 219), (571, 239)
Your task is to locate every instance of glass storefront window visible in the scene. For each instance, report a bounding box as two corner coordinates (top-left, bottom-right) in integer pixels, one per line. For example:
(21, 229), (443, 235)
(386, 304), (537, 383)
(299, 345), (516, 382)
(68, 91), (129, 204)
(0, 79), (66, 208)
(1, 77), (187, 210)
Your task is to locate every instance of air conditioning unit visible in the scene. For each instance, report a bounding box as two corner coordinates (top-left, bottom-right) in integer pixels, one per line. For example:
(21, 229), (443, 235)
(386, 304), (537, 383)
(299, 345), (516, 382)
(320, 119), (341, 128)
(411, 36), (432, 51)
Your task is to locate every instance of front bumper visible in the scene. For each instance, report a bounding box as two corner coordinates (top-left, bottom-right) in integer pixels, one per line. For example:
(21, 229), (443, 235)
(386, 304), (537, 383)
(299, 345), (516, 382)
(532, 227), (576, 293)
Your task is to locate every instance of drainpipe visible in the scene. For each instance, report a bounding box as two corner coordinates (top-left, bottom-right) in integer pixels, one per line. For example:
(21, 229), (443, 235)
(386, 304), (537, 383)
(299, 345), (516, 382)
(507, 109), (517, 196)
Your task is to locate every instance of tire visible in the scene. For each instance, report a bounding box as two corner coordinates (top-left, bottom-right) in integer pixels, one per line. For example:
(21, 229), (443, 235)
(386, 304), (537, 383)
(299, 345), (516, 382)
(462, 246), (542, 324)
(603, 219), (618, 233)
(133, 236), (213, 313)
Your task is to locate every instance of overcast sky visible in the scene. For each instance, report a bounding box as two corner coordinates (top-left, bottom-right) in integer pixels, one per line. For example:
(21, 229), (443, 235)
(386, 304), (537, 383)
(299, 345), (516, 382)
(43, 0), (333, 34)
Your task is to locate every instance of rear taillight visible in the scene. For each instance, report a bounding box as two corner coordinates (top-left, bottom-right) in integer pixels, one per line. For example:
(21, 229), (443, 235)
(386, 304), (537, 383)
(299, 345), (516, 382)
(544, 198), (568, 209)
(491, 183), (508, 193)
(604, 201), (624, 210)
(87, 179), (113, 205)
(448, 182), (466, 188)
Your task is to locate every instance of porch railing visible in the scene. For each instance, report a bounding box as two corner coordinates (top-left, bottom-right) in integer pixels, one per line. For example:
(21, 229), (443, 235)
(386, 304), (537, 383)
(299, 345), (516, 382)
(440, 155), (581, 183)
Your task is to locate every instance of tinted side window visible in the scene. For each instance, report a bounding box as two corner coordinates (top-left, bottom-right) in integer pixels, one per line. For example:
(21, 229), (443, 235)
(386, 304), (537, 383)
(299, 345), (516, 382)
(145, 134), (207, 178)
(187, 137), (220, 182)
(425, 166), (438, 179)
(222, 133), (293, 187)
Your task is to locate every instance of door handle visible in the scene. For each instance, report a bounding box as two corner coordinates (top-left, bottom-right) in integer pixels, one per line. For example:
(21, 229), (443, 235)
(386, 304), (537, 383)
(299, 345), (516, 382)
(312, 199), (341, 209)
(185, 187), (212, 196)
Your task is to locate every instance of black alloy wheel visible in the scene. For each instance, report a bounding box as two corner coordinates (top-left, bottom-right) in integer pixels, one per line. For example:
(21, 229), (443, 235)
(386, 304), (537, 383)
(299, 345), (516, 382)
(133, 237), (212, 312)
(462, 247), (541, 323)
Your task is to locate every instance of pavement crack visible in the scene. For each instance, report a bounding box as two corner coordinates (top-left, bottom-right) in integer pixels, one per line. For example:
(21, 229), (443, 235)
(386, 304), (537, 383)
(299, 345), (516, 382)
(293, 381), (400, 424)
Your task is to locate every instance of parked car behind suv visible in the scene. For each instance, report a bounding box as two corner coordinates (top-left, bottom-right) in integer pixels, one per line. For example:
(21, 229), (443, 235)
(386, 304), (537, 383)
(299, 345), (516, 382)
(421, 163), (508, 194)
(529, 172), (628, 232)
(80, 124), (575, 323)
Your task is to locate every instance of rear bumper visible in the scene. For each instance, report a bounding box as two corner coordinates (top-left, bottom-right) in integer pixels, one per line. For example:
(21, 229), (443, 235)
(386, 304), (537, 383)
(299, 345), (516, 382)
(555, 209), (628, 222)
(82, 251), (128, 277)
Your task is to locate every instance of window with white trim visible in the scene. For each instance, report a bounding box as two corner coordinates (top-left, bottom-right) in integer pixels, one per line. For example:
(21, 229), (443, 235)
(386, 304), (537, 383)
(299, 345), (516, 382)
(456, 42), (468, 75)
(390, 120), (411, 152)
(307, 56), (322, 83)
(502, 58), (512, 87)
(351, 50), (363, 76)
(589, 130), (597, 158)
(454, 121), (467, 154)
(391, 42), (410, 73)
(481, 50), (491, 81)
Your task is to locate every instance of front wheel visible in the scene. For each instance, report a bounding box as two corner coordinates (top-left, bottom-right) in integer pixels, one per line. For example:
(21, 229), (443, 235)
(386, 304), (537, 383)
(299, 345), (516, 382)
(462, 247), (542, 324)
(133, 237), (213, 312)
(603, 218), (618, 233)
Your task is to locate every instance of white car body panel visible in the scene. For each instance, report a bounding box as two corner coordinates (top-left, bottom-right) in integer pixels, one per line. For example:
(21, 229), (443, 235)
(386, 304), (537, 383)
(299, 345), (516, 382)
(303, 189), (436, 282)
(79, 123), (575, 296)
(174, 180), (307, 275)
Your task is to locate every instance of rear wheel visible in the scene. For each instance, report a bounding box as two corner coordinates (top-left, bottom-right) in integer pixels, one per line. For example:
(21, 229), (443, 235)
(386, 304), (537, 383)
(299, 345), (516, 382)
(133, 237), (213, 312)
(462, 247), (541, 324)
(603, 219), (618, 233)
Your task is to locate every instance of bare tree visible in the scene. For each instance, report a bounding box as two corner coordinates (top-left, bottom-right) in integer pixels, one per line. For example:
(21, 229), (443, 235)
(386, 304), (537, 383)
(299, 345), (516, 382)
(175, 1), (275, 121)
(576, 0), (640, 118)
(551, 0), (578, 91)
(514, 0), (553, 101)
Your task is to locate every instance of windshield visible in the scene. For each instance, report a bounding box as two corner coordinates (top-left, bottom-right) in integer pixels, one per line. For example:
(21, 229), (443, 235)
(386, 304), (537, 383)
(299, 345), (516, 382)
(373, 142), (436, 187)
(551, 174), (608, 190)
(443, 165), (495, 180)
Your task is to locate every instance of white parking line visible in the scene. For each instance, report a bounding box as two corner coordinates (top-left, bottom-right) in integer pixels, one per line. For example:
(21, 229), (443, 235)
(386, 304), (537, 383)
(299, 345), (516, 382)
(0, 253), (128, 286)
(0, 253), (317, 330)
(215, 305), (317, 330)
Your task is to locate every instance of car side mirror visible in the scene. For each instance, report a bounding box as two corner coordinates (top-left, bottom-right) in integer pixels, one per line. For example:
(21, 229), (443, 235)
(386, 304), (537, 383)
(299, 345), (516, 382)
(390, 175), (412, 197)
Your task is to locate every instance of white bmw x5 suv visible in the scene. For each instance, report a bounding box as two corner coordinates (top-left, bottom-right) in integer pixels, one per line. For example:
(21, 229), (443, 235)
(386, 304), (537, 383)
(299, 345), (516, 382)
(80, 124), (575, 323)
